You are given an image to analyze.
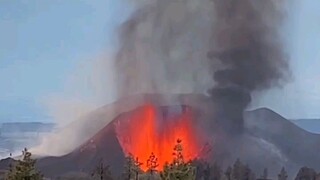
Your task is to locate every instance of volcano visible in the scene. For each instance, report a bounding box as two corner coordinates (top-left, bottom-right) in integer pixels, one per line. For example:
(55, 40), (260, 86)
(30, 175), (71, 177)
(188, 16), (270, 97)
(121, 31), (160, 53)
(114, 104), (207, 171)
(35, 100), (210, 177)
(23, 94), (320, 179)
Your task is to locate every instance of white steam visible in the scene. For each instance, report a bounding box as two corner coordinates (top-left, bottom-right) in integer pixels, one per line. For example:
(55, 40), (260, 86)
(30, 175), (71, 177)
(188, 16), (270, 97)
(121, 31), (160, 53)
(31, 53), (118, 156)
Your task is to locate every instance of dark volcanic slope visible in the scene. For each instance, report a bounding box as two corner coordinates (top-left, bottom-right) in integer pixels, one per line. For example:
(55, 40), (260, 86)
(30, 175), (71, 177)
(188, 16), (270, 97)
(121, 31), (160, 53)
(244, 108), (320, 173)
(31, 106), (320, 178)
(37, 104), (201, 178)
(1, 94), (319, 178)
(36, 118), (124, 178)
(37, 93), (208, 155)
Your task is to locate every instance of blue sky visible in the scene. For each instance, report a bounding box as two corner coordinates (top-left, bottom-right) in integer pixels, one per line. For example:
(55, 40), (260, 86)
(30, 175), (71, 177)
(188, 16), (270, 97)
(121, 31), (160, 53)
(0, 0), (131, 121)
(0, 0), (319, 122)
(252, 0), (320, 119)
(0, 0), (127, 99)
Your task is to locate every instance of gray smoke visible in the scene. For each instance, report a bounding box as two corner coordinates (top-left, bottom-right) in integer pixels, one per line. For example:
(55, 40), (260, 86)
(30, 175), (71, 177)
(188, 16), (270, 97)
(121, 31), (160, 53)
(115, 0), (216, 98)
(209, 0), (289, 133)
(115, 0), (289, 132)
(209, 0), (288, 91)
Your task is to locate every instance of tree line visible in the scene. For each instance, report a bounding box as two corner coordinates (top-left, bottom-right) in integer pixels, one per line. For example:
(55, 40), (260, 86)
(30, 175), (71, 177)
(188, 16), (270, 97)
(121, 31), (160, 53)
(4, 140), (320, 180)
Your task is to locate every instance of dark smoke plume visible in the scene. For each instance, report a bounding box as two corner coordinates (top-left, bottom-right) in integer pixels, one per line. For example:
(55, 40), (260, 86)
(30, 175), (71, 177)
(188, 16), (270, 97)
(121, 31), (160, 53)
(209, 0), (288, 91)
(115, 0), (289, 133)
(208, 0), (288, 133)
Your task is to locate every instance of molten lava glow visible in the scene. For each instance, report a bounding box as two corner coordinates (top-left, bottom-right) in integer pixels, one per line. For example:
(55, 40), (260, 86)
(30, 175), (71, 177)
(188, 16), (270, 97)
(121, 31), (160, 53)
(115, 104), (202, 171)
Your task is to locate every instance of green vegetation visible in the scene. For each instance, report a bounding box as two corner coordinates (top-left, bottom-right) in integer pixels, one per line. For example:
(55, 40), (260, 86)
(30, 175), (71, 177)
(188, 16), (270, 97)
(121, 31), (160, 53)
(2, 142), (320, 180)
(122, 154), (144, 180)
(160, 139), (196, 180)
(5, 148), (43, 180)
(121, 139), (196, 180)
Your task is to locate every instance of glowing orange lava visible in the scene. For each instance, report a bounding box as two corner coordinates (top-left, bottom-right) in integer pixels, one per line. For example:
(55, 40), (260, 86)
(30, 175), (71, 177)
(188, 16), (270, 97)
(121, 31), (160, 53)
(115, 104), (202, 171)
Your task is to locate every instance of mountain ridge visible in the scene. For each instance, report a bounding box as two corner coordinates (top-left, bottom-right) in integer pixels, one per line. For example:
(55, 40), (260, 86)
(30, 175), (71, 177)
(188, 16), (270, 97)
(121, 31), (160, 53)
(0, 94), (318, 178)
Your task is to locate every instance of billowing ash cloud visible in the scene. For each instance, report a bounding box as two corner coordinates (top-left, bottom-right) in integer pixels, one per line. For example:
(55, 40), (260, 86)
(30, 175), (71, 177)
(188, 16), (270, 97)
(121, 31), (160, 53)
(115, 0), (216, 97)
(208, 0), (289, 133)
(115, 0), (289, 132)
(209, 0), (288, 91)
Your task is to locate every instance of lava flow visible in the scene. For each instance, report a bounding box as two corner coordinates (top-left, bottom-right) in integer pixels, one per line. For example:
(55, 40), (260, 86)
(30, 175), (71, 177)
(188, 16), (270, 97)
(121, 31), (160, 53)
(115, 104), (203, 171)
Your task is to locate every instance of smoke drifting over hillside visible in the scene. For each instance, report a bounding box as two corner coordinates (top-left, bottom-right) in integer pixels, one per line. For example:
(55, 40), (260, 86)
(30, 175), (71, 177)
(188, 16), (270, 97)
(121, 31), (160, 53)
(115, 0), (289, 132)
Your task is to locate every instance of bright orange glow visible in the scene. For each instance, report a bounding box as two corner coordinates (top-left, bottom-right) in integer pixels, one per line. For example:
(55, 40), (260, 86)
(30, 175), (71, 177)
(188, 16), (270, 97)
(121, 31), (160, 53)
(115, 104), (202, 171)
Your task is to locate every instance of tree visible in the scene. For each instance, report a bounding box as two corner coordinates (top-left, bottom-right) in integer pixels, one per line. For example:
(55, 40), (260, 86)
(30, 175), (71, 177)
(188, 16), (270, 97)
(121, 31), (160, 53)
(230, 159), (255, 180)
(191, 160), (213, 180)
(147, 152), (159, 174)
(146, 152), (159, 179)
(161, 161), (196, 180)
(295, 167), (317, 180)
(160, 139), (196, 180)
(244, 164), (255, 180)
(91, 159), (113, 180)
(278, 167), (288, 180)
(122, 154), (143, 180)
(6, 148), (43, 180)
(225, 166), (232, 180)
(172, 139), (184, 166)
(211, 162), (222, 180)
(260, 168), (268, 179)
(122, 154), (135, 180)
(133, 157), (143, 180)
(232, 159), (243, 179)
(160, 162), (172, 180)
